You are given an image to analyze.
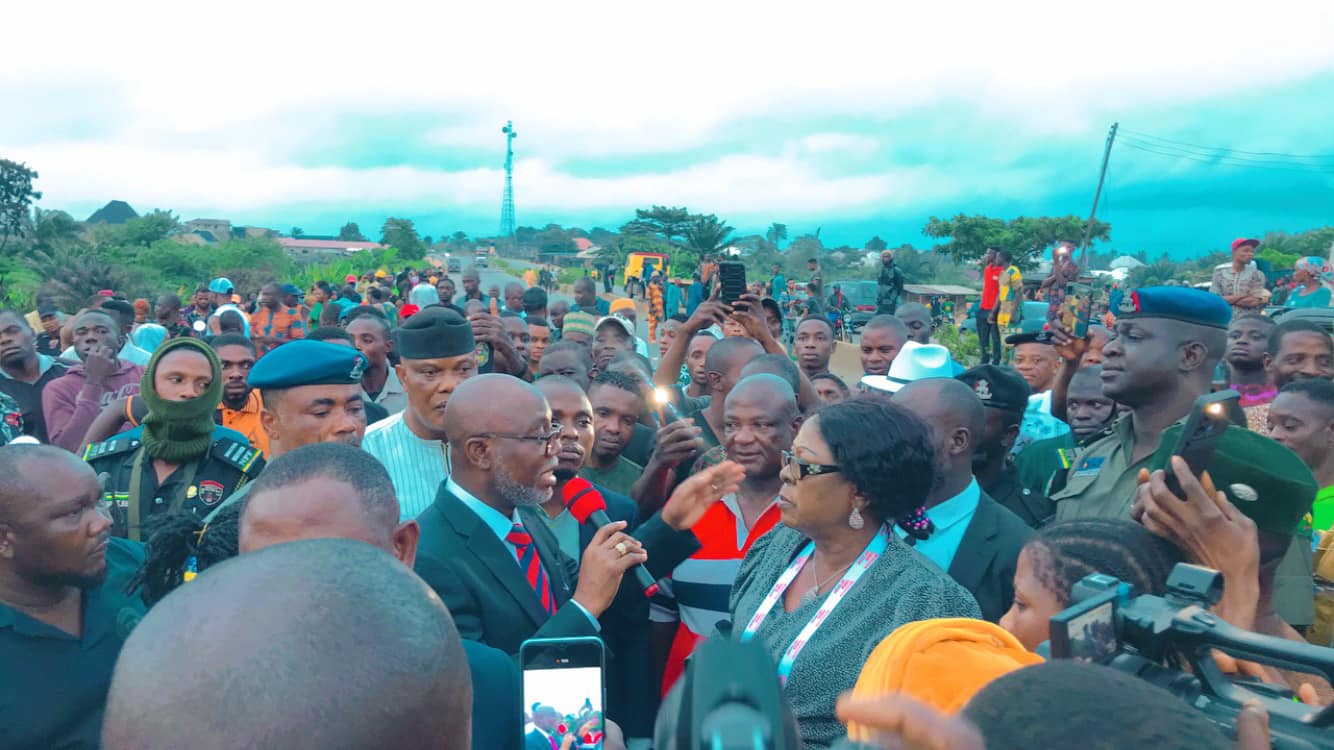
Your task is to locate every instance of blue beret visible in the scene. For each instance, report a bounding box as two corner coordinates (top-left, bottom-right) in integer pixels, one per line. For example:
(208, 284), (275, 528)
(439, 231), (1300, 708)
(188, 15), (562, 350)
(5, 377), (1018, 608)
(247, 340), (367, 390)
(1116, 286), (1232, 329)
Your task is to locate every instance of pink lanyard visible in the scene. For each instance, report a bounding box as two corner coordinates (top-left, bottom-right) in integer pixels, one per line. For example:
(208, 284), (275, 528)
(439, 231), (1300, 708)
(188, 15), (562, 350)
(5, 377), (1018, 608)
(739, 524), (890, 684)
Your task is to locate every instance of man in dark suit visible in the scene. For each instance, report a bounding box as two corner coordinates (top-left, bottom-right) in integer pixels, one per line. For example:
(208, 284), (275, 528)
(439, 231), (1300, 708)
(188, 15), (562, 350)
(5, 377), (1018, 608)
(237, 442), (522, 750)
(895, 379), (1032, 621)
(525, 376), (652, 738)
(414, 374), (744, 656)
(524, 706), (562, 750)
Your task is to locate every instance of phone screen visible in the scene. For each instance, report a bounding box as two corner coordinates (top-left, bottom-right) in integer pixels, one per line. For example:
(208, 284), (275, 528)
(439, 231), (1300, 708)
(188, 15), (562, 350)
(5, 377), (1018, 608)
(1062, 283), (1093, 339)
(521, 638), (606, 750)
(718, 262), (747, 305)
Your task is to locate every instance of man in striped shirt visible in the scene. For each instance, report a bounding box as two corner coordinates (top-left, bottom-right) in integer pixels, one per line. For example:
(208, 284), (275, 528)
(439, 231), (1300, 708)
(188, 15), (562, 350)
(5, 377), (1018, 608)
(363, 307), (479, 520)
(651, 373), (797, 693)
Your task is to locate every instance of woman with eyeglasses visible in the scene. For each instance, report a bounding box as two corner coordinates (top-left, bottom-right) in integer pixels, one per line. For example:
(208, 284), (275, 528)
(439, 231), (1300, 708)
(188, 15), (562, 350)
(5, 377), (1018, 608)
(728, 397), (982, 748)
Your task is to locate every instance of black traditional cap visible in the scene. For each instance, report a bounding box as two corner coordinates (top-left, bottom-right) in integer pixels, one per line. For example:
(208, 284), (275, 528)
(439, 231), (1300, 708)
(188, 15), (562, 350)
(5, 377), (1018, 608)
(397, 306), (475, 360)
(247, 340), (367, 390)
(957, 364), (1031, 414)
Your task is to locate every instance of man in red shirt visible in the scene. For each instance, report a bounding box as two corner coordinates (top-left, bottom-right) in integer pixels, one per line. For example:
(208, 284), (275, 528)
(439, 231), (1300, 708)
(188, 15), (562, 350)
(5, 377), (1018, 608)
(977, 247), (1004, 364)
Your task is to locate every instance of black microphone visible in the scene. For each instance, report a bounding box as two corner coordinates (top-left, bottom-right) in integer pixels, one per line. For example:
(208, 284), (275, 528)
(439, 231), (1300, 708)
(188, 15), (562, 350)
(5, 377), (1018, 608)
(562, 477), (660, 597)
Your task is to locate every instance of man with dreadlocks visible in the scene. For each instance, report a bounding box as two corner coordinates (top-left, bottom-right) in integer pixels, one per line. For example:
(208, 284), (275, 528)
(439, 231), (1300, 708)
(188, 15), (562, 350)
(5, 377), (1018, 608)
(84, 338), (264, 541)
(0, 445), (147, 748)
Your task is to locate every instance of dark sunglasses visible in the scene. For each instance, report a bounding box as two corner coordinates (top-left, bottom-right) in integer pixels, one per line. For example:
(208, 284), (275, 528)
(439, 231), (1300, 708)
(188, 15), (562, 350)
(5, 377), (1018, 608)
(782, 450), (840, 481)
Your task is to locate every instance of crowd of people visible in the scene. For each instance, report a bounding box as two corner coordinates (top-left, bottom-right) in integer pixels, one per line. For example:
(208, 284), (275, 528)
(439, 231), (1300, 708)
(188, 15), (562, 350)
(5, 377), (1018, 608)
(2, 245), (1333, 750)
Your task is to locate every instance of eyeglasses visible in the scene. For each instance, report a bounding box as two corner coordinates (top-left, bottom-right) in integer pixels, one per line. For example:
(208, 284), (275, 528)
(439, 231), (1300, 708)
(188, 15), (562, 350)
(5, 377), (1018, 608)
(782, 450), (840, 481)
(477, 429), (561, 456)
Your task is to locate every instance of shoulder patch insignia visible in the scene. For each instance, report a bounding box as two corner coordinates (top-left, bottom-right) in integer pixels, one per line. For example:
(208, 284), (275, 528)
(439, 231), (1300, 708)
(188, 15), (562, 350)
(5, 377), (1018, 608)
(212, 438), (265, 475)
(83, 438), (140, 462)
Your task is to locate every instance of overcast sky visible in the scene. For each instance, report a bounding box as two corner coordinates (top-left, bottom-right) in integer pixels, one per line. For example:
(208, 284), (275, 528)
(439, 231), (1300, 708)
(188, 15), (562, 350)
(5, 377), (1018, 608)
(5, 0), (1333, 256)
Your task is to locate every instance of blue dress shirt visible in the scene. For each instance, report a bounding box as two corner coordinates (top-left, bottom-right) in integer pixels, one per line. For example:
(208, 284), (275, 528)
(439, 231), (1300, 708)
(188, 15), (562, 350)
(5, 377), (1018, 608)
(447, 477), (599, 630)
(895, 477), (981, 571)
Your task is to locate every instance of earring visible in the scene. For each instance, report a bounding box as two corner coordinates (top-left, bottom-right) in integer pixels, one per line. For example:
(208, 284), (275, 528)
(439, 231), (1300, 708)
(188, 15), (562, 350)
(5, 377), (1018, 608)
(848, 507), (864, 530)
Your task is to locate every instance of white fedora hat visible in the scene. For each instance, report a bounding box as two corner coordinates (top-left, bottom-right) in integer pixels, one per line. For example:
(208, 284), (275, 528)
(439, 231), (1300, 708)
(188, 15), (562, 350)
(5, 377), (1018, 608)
(860, 340), (954, 394)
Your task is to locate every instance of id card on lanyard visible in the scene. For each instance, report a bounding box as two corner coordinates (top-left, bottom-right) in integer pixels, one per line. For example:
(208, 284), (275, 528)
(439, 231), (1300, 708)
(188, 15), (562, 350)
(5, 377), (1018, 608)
(740, 524), (890, 684)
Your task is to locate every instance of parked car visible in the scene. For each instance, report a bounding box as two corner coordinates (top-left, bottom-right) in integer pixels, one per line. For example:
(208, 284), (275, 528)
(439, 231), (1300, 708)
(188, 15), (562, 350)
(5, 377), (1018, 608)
(474, 253), (489, 269)
(836, 281), (879, 331)
(447, 257), (461, 273)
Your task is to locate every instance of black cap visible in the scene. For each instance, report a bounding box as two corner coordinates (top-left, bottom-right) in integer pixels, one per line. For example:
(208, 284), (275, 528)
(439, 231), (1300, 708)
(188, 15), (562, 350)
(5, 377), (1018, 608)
(397, 306), (476, 360)
(957, 365), (1031, 414)
(1003, 317), (1052, 346)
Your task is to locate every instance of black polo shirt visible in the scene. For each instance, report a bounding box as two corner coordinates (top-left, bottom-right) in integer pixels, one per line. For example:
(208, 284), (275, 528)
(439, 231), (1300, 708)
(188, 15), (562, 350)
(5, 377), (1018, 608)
(0, 538), (147, 749)
(0, 357), (69, 443)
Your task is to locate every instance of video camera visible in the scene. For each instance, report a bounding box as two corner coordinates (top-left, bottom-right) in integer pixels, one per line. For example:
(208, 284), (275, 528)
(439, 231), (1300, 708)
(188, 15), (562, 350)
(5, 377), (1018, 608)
(1046, 562), (1334, 749)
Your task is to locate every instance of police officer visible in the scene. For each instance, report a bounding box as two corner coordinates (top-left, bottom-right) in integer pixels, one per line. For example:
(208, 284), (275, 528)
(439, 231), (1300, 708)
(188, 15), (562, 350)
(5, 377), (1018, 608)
(1048, 287), (1231, 522)
(958, 364), (1055, 528)
(204, 338), (370, 521)
(84, 337), (263, 540)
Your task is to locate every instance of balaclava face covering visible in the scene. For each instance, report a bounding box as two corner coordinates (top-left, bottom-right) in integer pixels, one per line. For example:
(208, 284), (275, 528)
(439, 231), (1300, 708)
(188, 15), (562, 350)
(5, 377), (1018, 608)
(139, 337), (223, 461)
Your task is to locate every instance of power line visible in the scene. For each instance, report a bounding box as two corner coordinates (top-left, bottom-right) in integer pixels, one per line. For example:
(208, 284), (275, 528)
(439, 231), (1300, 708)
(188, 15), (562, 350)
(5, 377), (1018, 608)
(1118, 128), (1334, 163)
(1118, 139), (1334, 175)
(1118, 134), (1334, 169)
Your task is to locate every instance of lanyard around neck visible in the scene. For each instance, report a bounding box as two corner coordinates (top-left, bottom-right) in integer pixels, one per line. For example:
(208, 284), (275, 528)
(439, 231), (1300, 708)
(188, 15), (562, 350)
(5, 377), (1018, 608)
(740, 524), (891, 684)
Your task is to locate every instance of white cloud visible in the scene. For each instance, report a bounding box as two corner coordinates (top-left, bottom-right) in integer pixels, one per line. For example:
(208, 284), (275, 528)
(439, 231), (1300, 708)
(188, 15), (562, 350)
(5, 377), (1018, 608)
(3, 0), (1332, 229)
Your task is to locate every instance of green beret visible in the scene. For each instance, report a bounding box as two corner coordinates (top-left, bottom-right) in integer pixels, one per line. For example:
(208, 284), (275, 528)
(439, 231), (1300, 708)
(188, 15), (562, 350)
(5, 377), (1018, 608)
(1150, 425), (1315, 535)
(1117, 287), (1231, 330)
(247, 340), (367, 390)
(398, 306), (475, 360)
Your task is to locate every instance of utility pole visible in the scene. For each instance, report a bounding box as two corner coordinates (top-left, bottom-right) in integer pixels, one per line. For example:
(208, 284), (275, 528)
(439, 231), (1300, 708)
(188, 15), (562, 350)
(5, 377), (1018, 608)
(1077, 122), (1118, 268)
(500, 120), (517, 238)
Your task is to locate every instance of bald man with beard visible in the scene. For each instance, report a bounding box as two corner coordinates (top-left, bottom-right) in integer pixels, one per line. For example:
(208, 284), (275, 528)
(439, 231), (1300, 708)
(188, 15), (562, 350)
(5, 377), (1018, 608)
(102, 540), (473, 750)
(894, 378), (1032, 621)
(412, 374), (742, 657)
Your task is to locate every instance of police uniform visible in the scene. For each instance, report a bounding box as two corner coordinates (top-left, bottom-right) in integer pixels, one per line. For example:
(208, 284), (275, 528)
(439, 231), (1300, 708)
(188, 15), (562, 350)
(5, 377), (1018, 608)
(958, 364), (1056, 529)
(85, 424), (263, 540)
(203, 339), (369, 522)
(1050, 287), (1233, 523)
(1014, 430), (1080, 496)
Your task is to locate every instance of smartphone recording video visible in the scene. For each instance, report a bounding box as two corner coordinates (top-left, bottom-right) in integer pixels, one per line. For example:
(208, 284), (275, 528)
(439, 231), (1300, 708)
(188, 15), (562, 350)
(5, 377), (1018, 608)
(521, 637), (607, 750)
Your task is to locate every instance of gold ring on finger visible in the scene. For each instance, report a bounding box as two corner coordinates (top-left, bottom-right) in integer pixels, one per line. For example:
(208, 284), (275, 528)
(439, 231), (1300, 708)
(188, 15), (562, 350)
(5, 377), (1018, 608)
(615, 542), (629, 556)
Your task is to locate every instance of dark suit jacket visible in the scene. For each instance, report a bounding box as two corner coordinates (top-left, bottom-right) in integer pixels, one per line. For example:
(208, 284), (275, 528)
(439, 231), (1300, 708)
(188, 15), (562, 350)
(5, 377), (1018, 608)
(524, 728), (556, 750)
(519, 485), (657, 738)
(465, 639), (522, 750)
(414, 486), (595, 656)
(414, 482), (701, 735)
(947, 491), (1033, 622)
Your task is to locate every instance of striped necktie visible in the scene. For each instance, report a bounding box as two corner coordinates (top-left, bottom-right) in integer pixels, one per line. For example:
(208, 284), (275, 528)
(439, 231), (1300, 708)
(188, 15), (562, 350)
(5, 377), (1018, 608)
(506, 523), (556, 615)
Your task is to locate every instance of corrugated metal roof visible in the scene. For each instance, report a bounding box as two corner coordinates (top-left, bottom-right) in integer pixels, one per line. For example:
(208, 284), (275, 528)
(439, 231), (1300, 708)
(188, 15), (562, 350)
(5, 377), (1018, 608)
(904, 284), (979, 296)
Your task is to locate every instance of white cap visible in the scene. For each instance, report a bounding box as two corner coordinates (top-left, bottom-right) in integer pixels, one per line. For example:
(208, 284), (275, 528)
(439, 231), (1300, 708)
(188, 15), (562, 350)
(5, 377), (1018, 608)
(859, 341), (954, 393)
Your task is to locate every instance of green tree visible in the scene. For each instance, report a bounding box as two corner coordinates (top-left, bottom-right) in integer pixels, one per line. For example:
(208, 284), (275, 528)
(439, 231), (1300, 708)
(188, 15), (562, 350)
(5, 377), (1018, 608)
(922, 214), (1110, 269)
(788, 234), (824, 260)
(290, 227), (305, 238)
(765, 222), (788, 248)
(0, 159), (42, 254)
(538, 226), (576, 256)
(337, 222), (367, 242)
(683, 214), (734, 258)
(94, 210), (180, 248)
(865, 235), (888, 252)
(624, 206), (692, 247)
(380, 217), (426, 261)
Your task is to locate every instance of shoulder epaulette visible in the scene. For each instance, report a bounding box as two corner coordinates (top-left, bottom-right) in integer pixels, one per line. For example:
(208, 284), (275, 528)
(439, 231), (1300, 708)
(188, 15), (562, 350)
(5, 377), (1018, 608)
(82, 437), (140, 462)
(212, 438), (266, 475)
